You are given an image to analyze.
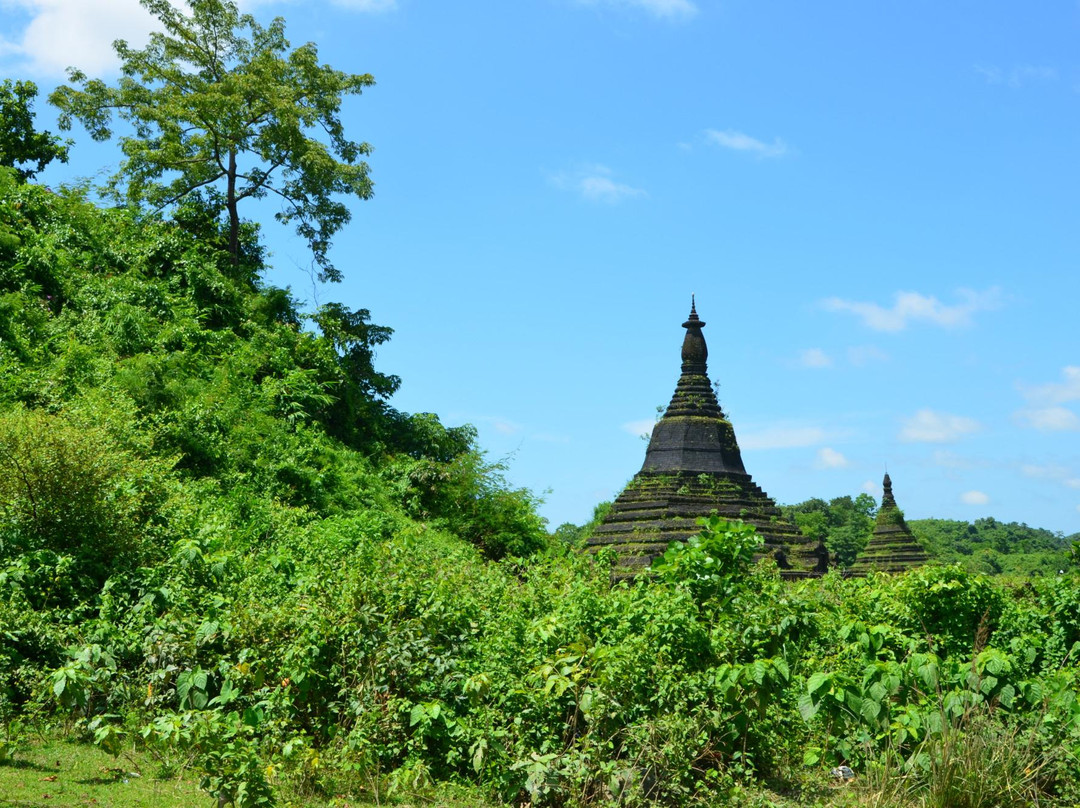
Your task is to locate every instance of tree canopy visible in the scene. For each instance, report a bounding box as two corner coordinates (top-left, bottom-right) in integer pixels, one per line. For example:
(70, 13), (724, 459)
(50, 0), (373, 281)
(0, 79), (69, 181)
(782, 494), (876, 568)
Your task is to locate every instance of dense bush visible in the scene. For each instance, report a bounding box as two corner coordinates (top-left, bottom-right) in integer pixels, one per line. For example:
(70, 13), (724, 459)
(0, 404), (171, 589)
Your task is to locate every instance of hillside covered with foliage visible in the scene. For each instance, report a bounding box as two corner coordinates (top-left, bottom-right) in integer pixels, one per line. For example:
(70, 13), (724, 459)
(0, 168), (1079, 808)
(910, 517), (1074, 576)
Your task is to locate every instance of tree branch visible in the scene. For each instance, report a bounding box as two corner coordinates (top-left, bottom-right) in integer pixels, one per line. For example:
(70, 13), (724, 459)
(151, 170), (227, 211)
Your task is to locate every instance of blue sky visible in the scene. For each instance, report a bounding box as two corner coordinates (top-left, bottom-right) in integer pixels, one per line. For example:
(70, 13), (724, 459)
(3, 0), (1079, 534)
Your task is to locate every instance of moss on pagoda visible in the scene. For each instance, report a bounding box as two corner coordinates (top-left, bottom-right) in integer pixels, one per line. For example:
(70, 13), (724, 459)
(848, 472), (929, 575)
(587, 299), (828, 578)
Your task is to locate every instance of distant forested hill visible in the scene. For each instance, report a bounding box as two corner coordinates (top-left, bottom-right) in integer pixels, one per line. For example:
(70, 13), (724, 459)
(779, 495), (1076, 575)
(909, 517), (1074, 576)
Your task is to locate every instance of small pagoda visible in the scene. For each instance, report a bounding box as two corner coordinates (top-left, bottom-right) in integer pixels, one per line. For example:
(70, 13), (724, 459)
(848, 472), (929, 574)
(587, 300), (828, 577)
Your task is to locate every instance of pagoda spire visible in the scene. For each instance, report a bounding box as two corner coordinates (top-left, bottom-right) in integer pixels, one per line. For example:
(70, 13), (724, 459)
(680, 296), (708, 375)
(639, 298), (742, 473)
(881, 472), (897, 510)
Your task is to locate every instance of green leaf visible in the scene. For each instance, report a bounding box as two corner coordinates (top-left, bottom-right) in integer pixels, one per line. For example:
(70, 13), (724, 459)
(797, 692), (819, 722)
(242, 707), (263, 728)
(860, 697), (881, 724)
(998, 684), (1016, 709)
(471, 739), (487, 773)
(409, 704), (426, 727)
(869, 681), (887, 702)
(807, 672), (831, 696)
(750, 660), (767, 685)
(773, 658), (790, 681)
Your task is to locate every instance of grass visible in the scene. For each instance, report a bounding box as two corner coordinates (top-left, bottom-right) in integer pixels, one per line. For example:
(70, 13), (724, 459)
(0, 728), (1061, 808)
(0, 735), (504, 808)
(0, 736), (204, 808)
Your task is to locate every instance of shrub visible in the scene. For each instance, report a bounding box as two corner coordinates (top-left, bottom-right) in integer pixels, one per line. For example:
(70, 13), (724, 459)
(0, 404), (170, 601)
(651, 516), (763, 604)
(893, 564), (1004, 657)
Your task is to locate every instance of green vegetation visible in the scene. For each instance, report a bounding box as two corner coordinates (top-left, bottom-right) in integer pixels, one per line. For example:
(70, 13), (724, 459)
(910, 517), (1075, 576)
(50, 0), (374, 280)
(0, 79), (69, 182)
(782, 495), (877, 568)
(2, 3), (1080, 803)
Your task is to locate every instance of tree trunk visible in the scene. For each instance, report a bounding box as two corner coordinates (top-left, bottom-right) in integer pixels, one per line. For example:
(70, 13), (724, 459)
(227, 149), (239, 264)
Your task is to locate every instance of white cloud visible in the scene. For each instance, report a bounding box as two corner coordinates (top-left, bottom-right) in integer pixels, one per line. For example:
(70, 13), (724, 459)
(860, 479), (881, 496)
(933, 450), (982, 469)
(1020, 463), (1071, 480)
(531, 432), (570, 444)
(579, 174), (647, 203)
(0, 0), (396, 77)
(705, 128), (788, 158)
(575, 0), (698, 19)
(847, 345), (889, 366)
(1021, 366), (1080, 405)
(798, 348), (832, 369)
(821, 288), (1002, 332)
(974, 64), (1003, 83)
(622, 419), (655, 438)
(899, 409), (980, 443)
(975, 63), (1057, 88)
(961, 490), (990, 506)
(551, 164), (647, 204)
(1015, 367), (1080, 431)
(246, 0), (397, 8)
(1019, 464), (1080, 491)
(0, 0), (161, 76)
(815, 447), (849, 469)
(467, 415), (522, 436)
(1017, 406), (1080, 432)
(741, 425), (825, 451)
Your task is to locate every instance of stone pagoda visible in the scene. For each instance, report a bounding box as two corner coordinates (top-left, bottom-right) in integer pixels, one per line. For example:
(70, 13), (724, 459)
(848, 472), (929, 575)
(587, 300), (828, 577)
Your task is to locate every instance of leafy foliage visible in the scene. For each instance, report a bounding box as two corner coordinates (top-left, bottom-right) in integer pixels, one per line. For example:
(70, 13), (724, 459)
(50, 0), (374, 279)
(0, 80), (69, 181)
(0, 404), (171, 606)
(782, 494), (875, 568)
(910, 516), (1073, 575)
(652, 515), (763, 602)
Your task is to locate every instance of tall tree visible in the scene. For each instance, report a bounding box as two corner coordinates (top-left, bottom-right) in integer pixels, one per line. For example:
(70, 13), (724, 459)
(0, 79), (69, 181)
(50, 0), (373, 281)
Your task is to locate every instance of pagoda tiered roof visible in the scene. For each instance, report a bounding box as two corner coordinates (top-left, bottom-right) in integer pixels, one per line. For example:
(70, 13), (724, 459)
(848, 472), (929, 575)
(587, 300), (828, 577)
